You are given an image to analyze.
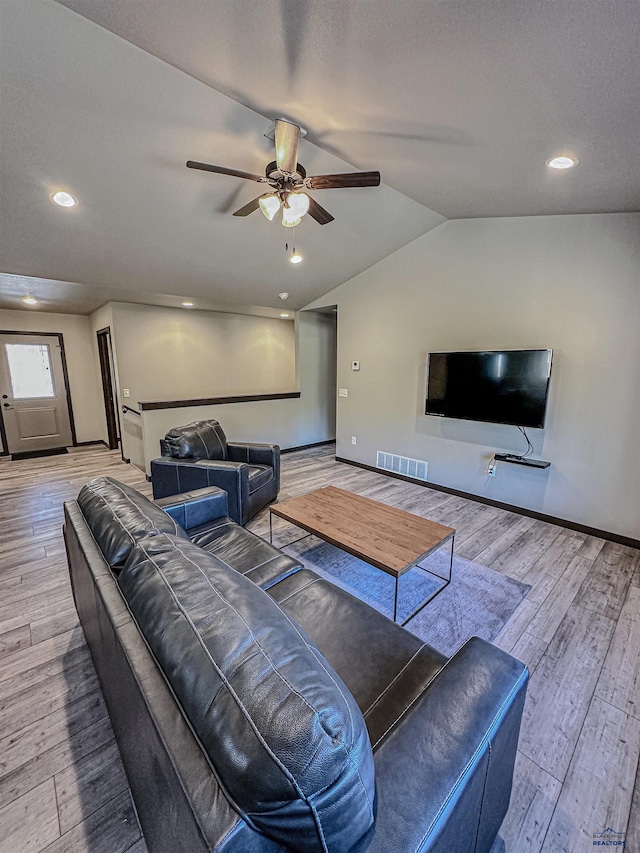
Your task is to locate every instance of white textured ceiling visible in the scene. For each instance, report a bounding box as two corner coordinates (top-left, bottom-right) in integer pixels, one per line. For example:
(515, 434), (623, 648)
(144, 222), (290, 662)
(1, 0), (639, 316)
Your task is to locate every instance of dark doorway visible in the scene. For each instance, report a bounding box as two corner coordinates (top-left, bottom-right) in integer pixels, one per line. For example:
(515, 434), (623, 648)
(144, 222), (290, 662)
(97, 327), (120, 451)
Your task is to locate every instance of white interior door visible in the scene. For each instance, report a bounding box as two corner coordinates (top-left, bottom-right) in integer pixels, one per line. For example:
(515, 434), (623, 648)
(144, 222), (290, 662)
(0, 334), (73, 454)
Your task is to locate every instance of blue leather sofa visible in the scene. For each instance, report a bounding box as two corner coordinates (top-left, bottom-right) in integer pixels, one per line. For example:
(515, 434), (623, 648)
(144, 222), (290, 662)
(64, 477), (528, 853)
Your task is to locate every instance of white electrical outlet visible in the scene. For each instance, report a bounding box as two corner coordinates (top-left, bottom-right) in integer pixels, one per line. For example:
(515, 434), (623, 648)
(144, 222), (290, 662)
(123, 389), (130, 398)
(339, 388), (348, 397)
(351, 436), (357, 445)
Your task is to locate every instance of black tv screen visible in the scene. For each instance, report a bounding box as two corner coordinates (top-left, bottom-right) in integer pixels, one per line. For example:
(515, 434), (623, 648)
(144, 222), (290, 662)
(426, 349), (552, 428)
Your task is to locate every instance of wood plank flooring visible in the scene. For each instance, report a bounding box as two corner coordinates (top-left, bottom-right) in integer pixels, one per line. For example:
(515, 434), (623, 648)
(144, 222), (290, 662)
(0, 444), (638, 852)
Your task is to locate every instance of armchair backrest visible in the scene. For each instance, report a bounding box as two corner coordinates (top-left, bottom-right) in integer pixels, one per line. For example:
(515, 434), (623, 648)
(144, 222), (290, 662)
(161, 420), (228, 461)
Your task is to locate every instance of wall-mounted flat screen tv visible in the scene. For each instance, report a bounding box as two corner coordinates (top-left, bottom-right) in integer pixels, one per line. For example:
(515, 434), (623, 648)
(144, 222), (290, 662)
(426, 349), (553, 429)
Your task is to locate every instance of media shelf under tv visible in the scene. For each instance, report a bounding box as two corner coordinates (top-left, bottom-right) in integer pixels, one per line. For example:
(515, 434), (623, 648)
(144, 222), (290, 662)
(494, 453), (550, 469)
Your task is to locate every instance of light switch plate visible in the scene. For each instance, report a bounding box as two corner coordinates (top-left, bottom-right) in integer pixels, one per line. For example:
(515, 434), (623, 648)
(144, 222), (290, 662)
(351, 361), (360, 371)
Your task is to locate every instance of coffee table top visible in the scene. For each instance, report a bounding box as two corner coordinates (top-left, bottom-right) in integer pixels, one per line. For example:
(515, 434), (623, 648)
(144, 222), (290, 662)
(269, 486), (454, 577)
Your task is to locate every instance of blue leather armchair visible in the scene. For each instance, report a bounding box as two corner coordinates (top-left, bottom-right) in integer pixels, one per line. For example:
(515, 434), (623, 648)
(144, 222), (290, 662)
(150, 419), (280, 525)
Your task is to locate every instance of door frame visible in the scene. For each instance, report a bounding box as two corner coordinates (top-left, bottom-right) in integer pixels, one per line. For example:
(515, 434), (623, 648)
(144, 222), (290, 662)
(0, 329), (77, 455)
(96, 326), (121, 451)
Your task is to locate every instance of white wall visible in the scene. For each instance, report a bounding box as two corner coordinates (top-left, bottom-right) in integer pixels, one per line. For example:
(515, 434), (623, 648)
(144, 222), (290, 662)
(100, 303), (336, 470)
(0, 308), (104, 450)
(100, 303), (295, 467)
(109, 303), (297, 403)
(305, 213), (640, 540)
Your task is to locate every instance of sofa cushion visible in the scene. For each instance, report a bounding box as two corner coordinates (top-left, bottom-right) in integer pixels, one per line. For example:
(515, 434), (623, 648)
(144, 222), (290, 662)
(118, 533), (376, 853)
(268, 572), (448, 744)
(164, 420), (228, 461)
(77, 477), (188, 571)
(189, 516), (303, 590)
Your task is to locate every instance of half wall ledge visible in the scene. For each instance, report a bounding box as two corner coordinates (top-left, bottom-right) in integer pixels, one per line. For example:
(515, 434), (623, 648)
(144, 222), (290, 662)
(139, 392), (301, 411)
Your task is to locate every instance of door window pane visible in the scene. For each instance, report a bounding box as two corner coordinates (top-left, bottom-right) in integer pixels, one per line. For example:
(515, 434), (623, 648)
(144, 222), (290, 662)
(5, 344), (55, 398)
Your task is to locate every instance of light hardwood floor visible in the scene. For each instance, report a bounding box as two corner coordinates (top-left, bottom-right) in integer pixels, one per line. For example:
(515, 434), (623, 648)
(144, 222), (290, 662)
(0, 444), (638, 852)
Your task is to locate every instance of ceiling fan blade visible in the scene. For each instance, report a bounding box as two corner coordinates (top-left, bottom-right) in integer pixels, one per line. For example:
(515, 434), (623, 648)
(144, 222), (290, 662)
(186, 161), (265, 182)
(232, 196), (263, 217)
(307, 196), (334, 225)
(305, 171), (381, 190)
(274, 120), (300, 175)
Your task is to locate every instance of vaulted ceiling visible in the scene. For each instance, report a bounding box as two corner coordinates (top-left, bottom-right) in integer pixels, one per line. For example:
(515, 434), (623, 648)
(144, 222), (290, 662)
(1, 0), (639, 316)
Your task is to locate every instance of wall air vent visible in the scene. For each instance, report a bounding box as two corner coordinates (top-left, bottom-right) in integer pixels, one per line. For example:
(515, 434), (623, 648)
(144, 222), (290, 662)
(376, 451), (428, 482)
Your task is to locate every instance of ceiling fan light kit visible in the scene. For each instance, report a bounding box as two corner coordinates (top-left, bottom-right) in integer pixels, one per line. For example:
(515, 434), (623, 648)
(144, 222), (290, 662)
(288, 192), (310, 217)
(282, 207), (302, 228)
(258, 194), (280, 220)
(282, 206), (301, 228)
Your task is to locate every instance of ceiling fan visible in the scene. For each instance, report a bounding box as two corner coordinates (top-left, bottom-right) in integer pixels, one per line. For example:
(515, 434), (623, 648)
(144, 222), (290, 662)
(187, 119), (381, 226)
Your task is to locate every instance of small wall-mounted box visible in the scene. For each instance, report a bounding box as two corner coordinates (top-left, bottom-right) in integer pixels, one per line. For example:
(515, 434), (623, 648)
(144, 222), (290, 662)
(338, 388), (348, 397)
(351, 361), (360, 371)
(494, 453), (550, 469)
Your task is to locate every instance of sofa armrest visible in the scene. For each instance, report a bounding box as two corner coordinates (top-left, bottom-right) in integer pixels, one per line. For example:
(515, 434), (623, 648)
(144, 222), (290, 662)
(194, 459), (250, 523)
(366, 638), (528, 853)
(155, 487), (229, 532)
(151, 458), (250, 523)
(227, 443), (281, 497)
(227, 442), (279, 467)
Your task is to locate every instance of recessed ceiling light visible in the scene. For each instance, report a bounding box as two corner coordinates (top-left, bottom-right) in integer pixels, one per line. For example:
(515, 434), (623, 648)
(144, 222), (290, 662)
(280, 313), (290, 318)
(290, 253), (303, 264)
(21, 295), (38, 305)
(546, 155), (579, 170)
(182, 301), (194, 307)
(279, 292), (289, 300)
(50, 190), (78, 207)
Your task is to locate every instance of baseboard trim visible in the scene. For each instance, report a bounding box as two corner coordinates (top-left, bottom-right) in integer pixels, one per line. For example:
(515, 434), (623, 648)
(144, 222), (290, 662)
(0, 441), (108, 455)
(282, 440), (336, 454)
(335, 456), (640, 551)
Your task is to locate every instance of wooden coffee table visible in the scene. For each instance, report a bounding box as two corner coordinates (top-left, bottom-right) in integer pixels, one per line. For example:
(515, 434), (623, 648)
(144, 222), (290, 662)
(269, 486), (455, 625)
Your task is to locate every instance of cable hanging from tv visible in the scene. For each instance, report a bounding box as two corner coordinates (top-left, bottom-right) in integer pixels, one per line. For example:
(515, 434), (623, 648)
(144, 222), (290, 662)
(511, 425), (534, 460)
(494, 426), (536, 462)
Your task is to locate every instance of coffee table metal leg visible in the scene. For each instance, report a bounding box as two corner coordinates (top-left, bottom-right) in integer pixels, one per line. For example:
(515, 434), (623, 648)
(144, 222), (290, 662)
(269, 514), (317, 549)
(398, 533), (455, 626)
(393, 577), (399, 623)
